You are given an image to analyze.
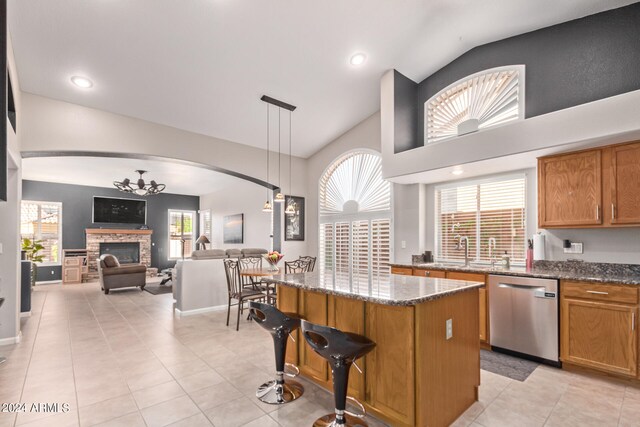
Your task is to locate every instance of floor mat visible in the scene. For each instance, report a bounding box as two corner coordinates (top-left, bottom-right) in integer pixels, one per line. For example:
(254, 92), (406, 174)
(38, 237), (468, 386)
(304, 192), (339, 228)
(143, 284), (173, 295)
(480, 349), (539, 381)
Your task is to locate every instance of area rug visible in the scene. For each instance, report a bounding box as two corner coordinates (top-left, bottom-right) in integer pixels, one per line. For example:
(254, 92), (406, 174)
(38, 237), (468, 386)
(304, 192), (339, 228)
(480, 349), (539, 381)
(143, 284), (173, 295)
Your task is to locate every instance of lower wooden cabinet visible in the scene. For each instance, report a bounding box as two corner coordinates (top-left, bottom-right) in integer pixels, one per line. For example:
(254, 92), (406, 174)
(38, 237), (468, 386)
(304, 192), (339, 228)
(561, 281), (638, 378)
(298, 291), (329, 383)
(413, 269), (446, 278)
(391, 266), (413, 276)
(446, 272), (488, 343)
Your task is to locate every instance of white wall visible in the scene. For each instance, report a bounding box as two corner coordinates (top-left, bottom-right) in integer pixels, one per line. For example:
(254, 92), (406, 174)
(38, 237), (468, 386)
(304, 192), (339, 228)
(305, 112), (421, 263)
(20, 93), (307, 191)
(200, 173), (308, 263)
(0, 32), (23, 344)
(201, 181), (272, 251)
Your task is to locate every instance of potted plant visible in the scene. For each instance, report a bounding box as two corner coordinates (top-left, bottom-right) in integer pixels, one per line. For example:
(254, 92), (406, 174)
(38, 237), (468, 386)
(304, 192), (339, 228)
(22, 238), (45, 286)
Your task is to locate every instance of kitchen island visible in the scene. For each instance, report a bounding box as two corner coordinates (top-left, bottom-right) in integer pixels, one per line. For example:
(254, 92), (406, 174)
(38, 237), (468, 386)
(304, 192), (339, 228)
(263, 271), (484, 427)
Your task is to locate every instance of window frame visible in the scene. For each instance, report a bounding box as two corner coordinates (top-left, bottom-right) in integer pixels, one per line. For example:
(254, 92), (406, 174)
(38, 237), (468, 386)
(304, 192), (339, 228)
(168, 209), (197, 260)
(424, 65), (526, 145)
(434, 173), (527, 266)
(318, 150), (394, 281)
(20, 200), (63, 266)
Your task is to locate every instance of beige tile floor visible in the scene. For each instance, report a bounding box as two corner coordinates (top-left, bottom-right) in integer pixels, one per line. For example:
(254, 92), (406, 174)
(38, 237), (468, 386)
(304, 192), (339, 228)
(0, 282), (638, 427)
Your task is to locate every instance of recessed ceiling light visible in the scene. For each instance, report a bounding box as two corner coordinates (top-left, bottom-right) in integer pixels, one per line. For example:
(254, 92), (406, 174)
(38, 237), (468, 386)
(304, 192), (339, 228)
(452, 169), (464, 176)
(70, 76), (93, 88)
(349, 53), (367, 66)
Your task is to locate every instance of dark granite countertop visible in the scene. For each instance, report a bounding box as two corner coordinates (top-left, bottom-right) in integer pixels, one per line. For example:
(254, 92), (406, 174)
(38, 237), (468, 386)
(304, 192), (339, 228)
(391, 261), (640, 286)
(263, 271), (484, 306)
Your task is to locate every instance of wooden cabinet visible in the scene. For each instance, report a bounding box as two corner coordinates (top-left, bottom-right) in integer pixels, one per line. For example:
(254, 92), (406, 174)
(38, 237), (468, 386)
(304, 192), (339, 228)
(413, 269), (446, 278)
(561, 281), (638, 378)
(276, 285), (299, 366)
(391, 266), (413, 276)
(328, 296), (366, 400)
(538, 140), (640, 228)
(62, 249), (87, 284)
(538, 150), (602, 227)
(365, 303), (415, 426)
(298, 291), (329, 383)
(446, 272), (488, 343)
(610, 142), (640, 225)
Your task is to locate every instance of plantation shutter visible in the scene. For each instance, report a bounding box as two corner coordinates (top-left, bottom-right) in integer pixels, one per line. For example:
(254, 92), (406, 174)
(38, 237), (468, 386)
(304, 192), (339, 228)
(371, 219), (391, 277)
(334, 222), (350, 278)
(436, 176), (526, 264)
(319, 223), (334, 273)
(352, 220), (370, 281)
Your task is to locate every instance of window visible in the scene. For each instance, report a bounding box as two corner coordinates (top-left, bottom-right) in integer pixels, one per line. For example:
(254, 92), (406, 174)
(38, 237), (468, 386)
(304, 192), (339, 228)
(425, 65), (524, 144)
(319, 151), (392, 280)
(20, 201), (62, 264)
(199, 209), (212, 242)
(435, 175), (526, 265)
(169, 210), (196, 259)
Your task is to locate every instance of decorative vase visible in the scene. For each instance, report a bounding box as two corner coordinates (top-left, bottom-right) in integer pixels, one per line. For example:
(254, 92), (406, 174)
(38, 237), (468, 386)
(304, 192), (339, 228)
(263, 252), (284, 272)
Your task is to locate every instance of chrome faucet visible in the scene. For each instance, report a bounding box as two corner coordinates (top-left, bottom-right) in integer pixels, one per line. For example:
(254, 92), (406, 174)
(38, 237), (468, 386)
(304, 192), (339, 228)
(454, 235), (470, 267)
(488, 237), (497, 268)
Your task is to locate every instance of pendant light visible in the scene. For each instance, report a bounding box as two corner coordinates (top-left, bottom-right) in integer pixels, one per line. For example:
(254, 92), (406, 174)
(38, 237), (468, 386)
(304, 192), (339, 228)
(285, 110), (296, 216)
(262, 103), (273, 213)
(259, 95), (296, 211)
(274, 107), (285, 203)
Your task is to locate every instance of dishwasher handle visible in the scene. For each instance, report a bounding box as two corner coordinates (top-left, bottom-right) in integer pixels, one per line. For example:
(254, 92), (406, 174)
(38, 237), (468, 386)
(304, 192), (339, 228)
(498, 283), (557, 299)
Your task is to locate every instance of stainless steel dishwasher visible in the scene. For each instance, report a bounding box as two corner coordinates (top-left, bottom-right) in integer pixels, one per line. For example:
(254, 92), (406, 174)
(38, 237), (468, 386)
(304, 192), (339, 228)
(489, 274), (560, 365)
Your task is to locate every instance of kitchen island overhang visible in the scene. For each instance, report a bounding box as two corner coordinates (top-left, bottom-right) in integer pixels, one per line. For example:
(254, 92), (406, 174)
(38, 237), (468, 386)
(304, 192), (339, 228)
(263, 271), (484, 427)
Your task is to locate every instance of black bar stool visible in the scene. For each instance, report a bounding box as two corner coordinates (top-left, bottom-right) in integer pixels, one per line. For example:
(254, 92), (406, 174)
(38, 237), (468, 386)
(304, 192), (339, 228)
(301, 320), (376, 427)
(248, 301), (304, 404)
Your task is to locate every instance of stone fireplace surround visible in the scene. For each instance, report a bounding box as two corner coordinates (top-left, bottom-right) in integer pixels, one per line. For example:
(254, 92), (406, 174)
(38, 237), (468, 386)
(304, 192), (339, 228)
(86, 229), (153, 275)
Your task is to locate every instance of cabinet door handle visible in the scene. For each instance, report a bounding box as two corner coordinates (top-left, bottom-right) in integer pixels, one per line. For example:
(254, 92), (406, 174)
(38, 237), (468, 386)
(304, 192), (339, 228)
(633, 312), (636, 332)
(586, 290), (609, 295)
(596, 205), (601, 221)
(612, 204), (616, 220)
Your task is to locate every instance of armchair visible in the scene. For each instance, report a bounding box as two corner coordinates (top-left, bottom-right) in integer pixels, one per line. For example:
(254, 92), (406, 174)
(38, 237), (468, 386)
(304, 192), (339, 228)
(98, 254), (147, 294)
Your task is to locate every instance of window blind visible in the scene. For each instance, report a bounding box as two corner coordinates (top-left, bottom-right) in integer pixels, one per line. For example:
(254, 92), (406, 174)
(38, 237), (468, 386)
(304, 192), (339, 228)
(436, 176), (526, 264)
(20, 201), (62, 264)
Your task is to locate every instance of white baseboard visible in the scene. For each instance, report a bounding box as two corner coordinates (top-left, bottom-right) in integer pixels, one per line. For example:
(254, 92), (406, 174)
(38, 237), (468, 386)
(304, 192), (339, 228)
(0, 331), (22, 346)
(20, 311), (31, 318)
(174, 304), (227, 317)
(35, 280), (62, 285)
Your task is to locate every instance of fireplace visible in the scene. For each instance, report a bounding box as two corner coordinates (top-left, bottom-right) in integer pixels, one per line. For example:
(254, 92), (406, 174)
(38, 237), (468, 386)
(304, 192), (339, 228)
(100, 242), (140, 264)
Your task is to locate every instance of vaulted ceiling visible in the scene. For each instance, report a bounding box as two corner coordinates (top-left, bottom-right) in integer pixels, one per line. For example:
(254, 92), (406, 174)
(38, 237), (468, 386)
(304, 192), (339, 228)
(8, 0), (635, 158)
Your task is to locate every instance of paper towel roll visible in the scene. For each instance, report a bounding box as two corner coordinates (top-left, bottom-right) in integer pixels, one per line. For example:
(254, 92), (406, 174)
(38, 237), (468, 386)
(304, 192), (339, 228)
(533, 233), (546, 261)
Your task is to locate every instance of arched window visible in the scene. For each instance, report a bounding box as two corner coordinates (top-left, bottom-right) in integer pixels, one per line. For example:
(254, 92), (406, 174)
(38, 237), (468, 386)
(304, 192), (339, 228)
(425, 65), (525, 144)
(318, 151), (392, 280)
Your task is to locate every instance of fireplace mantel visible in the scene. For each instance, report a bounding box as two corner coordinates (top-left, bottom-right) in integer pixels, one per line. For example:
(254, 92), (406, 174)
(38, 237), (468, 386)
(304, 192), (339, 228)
(86, 228), (153, 275)
(86, 228), (153, 235)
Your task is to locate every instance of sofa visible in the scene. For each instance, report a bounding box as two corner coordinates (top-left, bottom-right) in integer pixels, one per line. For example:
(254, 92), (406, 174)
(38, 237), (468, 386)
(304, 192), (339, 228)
(98, 254), (147, 294)
(173, 248), (268, 316)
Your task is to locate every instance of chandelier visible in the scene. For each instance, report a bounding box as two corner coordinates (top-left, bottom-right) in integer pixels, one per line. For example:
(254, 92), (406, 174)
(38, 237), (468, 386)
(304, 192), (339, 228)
(113, 170), (166, 196)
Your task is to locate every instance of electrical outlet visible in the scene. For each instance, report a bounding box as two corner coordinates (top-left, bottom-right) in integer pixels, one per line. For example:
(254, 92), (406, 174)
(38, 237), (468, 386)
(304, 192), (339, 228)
(564, 242), (584, 254)
(0, 243), (3, 254)
(401, 240), (406, 249)
(446, 319), (453, 340)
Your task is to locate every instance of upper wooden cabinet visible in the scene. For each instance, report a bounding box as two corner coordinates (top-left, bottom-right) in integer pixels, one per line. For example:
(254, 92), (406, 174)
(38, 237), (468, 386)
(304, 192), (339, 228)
(538, 150), (602, 227)
(611, 142), (640, 224)
(538, 141), (640, 228)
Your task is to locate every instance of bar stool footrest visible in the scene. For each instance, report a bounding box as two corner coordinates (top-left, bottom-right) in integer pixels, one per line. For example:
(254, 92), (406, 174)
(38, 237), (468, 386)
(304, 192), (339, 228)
(256, 379), (304, 404)
(312, 413), (369, 427)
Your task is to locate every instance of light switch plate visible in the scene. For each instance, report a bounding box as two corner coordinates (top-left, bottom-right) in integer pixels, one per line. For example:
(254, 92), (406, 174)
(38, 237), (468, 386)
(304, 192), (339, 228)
(564, 242), (584, 254)
(0, 243), (3, 254)
(446, 319), (453, 340)
(401, 240), (406, 249)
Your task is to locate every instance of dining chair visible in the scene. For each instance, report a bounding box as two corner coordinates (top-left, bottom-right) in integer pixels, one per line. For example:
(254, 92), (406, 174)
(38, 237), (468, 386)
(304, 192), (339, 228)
(284, 259), (312, 274)
(223, 258), (267, 331)
(298, 256), (317, 272)
(239, 256), (276, 304)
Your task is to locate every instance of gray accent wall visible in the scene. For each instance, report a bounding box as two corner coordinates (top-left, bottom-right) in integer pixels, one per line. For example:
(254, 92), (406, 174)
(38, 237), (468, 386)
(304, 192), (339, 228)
(396, 2), (640, 153)
(22, 180), (199, 281)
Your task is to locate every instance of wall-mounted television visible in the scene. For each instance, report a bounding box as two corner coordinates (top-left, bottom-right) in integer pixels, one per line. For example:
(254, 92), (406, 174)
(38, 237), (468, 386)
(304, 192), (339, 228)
(93, 196), (147, 225)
